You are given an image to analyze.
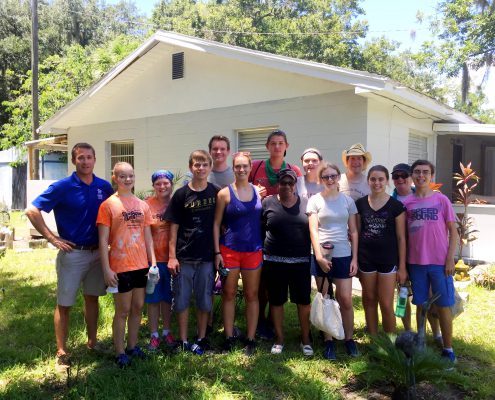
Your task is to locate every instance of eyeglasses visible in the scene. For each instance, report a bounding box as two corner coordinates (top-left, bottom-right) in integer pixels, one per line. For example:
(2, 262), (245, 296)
(412, 169), (431, 176)
(392, 173), (409, 180)
(279, 180), (295, 186)
(321, 174), (339, 181)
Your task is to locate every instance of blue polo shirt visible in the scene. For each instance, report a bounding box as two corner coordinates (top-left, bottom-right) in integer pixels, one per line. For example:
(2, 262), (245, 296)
(32, 172), (113, 246)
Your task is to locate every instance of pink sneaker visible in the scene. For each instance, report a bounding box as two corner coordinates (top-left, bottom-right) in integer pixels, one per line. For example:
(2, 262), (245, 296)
(162, 332), (175, 346)
(148, 336), (161, 351)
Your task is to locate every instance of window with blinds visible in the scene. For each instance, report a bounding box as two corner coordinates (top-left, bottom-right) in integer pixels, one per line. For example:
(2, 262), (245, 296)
(237, 127), (277, 160)
(109, 141), (134, 178)
(408, 133), (428, 165)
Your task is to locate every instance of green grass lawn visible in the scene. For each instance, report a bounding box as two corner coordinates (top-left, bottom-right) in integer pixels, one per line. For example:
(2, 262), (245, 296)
(0, 231), (494, 399)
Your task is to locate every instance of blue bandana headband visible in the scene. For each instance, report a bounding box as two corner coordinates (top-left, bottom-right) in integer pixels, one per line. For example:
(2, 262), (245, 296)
(151, 170), (174, 184)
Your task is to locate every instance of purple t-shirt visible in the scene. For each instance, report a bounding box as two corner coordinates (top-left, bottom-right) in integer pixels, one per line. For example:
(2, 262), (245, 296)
(403, 192), (456, 265)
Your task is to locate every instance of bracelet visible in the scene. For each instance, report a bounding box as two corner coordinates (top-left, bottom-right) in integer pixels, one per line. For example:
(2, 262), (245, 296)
(214, 251), (221, 255)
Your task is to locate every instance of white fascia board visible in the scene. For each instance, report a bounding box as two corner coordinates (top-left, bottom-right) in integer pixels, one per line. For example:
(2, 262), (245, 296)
(433, 123), (495, 135)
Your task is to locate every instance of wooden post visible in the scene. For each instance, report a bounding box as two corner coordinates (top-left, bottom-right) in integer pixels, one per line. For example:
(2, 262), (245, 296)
(31, 0), (40, 180)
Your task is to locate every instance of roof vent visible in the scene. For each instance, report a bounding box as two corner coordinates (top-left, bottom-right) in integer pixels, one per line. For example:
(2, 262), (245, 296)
(172, 52), (184, 80)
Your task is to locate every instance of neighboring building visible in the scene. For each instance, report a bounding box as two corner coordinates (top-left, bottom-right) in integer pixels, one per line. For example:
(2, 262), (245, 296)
(29, 31), (495, 260)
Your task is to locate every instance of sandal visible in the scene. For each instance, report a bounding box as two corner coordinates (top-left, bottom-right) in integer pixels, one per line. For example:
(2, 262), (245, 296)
(270, 344), (284, 355)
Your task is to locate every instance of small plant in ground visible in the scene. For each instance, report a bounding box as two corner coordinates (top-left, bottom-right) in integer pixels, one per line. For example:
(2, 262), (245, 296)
(362, 334), (455, 399)
(473, 264), (495, 290)
(453, 162), (480, 264)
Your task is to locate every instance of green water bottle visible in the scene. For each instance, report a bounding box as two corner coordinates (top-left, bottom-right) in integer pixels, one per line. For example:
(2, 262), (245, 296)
(395, 286), (408, 318)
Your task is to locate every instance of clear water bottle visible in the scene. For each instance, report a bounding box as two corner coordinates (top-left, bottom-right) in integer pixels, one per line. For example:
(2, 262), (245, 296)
(395, 285), (408, 318)
(146, 266), (160, 294)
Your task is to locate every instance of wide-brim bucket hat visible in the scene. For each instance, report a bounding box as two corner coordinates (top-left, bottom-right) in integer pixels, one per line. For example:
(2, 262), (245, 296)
(341, 143), (372, 170)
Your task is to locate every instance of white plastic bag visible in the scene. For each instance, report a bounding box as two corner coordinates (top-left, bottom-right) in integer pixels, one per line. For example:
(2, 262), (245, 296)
(310, 279), (345, 340)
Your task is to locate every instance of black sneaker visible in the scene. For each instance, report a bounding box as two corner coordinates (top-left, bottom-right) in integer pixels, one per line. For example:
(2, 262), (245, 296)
(196, 337), (211, 352)
(223, 336), (237, 352)
(125, 345), (146, 359)
(243, 339), (256, 356)
(115, 353), (131, 369)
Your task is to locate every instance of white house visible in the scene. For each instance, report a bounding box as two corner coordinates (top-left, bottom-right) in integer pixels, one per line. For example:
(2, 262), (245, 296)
(30, 31), (495, 260)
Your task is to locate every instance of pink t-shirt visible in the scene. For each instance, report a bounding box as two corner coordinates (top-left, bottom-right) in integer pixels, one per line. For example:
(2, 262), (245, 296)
(145, 196), (170, 263)
(403, 192), (456, 266)
(249, 160), (302, 196)
(97, 193), (152, 273)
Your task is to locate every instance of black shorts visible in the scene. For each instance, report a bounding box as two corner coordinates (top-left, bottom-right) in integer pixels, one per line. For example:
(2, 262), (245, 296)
(359, 263), (397, 274)
(117, 267), (149, 293)
(264, 260), (311, 306)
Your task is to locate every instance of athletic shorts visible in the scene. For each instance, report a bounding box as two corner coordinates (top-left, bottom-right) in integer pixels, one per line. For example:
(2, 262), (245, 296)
(145, 262), (172, 304)
(408, 264), (455, 307)
(116, 267), (149, 294)
(264, 260), (311, 306)
(172, 261), (215, 313)
(359, 263), (397, 274)
(56, 249), (106, 307)
(220, 245), (262, 270)
(313, 255), (352, 280)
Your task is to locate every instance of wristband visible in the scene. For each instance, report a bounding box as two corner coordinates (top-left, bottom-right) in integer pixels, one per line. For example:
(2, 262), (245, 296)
(214, 251), (221, 255)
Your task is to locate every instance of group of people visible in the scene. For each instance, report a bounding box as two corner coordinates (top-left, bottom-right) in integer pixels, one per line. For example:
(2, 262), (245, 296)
(26, 130), (458, 370)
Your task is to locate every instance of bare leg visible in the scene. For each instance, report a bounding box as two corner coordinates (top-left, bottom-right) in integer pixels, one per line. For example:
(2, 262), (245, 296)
(436, 306), (453, 348)
(196, 310), (209, 339)
(359, 272), (379, 335)
(297, 304), (311, 345)
(377, 272), (397, 334)
(83, 295), (99, 348)
(315, 276), (329, 296)
(54, 305), (71, 355)
(222, 269), (241, 337)
(177, 309), (189, 342)
(334, 278), (354, 340)
(160, 301), (172, 331)
(402, 297), (412, 331)
(270, 304), (284, 344)
(147, 303), (160, 334)
(113, 292), (132, 355)
(127, 288), (145, 350)
(241, 268), (261, 340)
(427, 306), (441, 337)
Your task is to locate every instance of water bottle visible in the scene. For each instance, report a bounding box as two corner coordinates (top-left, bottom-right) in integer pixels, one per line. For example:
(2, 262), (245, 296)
(395, 285), (408, 318)
(146, 266), (160, 294)
(190, 343), (204, 355)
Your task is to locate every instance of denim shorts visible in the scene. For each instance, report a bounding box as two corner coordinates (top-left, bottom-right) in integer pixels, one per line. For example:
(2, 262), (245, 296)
(145, 262), (172, 304)
(408, 264), (455, 307)
(313, 255), (352, 280)
(172, 261), (215, 313)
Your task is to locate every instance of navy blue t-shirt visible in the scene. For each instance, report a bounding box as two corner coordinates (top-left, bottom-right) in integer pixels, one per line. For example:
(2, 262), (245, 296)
(32, 172), (113, 246)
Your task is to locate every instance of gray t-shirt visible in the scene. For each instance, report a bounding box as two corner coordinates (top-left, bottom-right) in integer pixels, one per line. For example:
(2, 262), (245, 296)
(296, 176), (323, 200)
(339, 173), (370, 201)
(208, 167), (234, 188)
(307, 192), (357, 257)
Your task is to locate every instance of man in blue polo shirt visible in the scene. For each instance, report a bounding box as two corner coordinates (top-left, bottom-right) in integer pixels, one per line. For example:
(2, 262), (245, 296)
(26, 142), (113, 370)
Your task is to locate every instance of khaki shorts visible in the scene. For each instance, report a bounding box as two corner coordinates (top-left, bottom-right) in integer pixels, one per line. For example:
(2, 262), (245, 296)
(56, 249), (106, 306)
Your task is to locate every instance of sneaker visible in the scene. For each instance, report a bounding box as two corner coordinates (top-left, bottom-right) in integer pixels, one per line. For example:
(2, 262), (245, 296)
(270, 343), (284, 355)
(196, 337), (211, 352)
(162, 332), (175, 347)
(344, 339), (359, 357)
(243, 339), (256, 356)
(323, 340), (336, 360)
(223, 336), (237, 352)
(148, 336), (161, 351)
(115, 353), (131, 369)
(190, 342), (204, 355)
(441, 349), (457, 364)
(300, 343), (314, 357)
(126, 345), (146, 359)
(55, 353), (71, 370)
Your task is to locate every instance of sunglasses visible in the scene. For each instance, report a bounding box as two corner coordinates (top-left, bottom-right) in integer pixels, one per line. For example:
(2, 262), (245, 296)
(392, 173), (409, 180)
(321, 174), (339, 181)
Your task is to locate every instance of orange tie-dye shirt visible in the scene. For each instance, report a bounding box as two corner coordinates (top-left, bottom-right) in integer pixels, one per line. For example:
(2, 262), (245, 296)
(145, 196), (170, 263)
(97, 193), (152, 273)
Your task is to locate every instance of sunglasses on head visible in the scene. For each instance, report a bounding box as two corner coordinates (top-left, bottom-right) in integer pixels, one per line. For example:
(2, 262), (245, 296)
(392, 173), (409, 180)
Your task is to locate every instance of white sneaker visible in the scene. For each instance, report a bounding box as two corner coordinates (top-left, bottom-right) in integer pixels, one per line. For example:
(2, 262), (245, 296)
(271, 343), (284, 354)
(300, 343), (314, 356)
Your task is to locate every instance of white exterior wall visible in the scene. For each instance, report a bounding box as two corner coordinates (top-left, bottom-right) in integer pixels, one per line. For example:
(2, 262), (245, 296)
(0, 148), (16, 208)
(68, 90), (367, 191)
(365, 99), (435, 169)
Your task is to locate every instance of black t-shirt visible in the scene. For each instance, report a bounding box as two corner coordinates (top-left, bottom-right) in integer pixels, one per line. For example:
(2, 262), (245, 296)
(164, 182), (219, 262)
(355, 195), (405, 266)
(262, 195), (311, 258)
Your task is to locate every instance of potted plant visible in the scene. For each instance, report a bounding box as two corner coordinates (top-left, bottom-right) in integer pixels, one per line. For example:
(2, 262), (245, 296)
(453, 162), (479, 271)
